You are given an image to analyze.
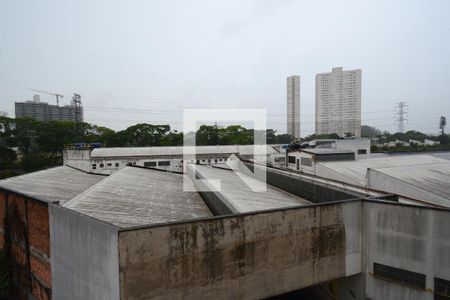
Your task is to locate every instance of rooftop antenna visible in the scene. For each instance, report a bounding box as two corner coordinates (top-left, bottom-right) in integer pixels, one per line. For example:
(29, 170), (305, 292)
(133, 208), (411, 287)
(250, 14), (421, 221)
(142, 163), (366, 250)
(395, 101), (408, 133)
(27, 88), (63, 106)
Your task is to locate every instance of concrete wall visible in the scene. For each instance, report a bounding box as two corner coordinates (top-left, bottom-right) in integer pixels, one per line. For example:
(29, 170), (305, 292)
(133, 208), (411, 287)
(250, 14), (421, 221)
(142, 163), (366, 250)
(363, 202), (450, 300)
(63, 149), (92, 173)
(0, 190), (52, 300)
(118, 201), (362, 300)
(50, 205), (120, 300)
(335, 139), (370, 159)
(257, 164), (362, 203)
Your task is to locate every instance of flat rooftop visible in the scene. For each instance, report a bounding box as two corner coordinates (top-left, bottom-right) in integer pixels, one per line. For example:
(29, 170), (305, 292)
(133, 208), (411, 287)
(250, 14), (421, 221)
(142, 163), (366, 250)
(64, 167), (213, 228)
(0, 166), (105, 203)
(192, 164), (310, 212)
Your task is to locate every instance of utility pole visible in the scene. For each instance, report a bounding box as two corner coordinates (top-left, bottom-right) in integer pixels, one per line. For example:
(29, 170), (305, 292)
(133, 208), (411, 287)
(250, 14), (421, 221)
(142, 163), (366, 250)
(395, 101), (408, 133)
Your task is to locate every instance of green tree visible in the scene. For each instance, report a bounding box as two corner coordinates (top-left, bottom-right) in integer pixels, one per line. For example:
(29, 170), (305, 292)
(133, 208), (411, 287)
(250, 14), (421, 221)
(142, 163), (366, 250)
(361, 125), (382, 138)
(196, 125), (219, 145)
(161, 131), (183, 146)
(0, 146), (17, 169)
(275, 133), (291, 144)
(9, 118), (39, 154)
(35, 121), (77, 157)
(265, 129), (277, 144)
(220, 125), (253, 145)
(120, 124), (171, 146)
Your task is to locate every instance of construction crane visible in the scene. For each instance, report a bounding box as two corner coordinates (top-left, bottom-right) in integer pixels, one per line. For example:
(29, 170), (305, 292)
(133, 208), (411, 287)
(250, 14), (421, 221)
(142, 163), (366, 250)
(27, 88), (64, 106)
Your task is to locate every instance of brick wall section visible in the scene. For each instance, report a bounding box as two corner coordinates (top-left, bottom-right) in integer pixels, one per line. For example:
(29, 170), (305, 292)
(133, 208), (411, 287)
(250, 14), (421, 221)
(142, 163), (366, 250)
(0, 189), (52, 300)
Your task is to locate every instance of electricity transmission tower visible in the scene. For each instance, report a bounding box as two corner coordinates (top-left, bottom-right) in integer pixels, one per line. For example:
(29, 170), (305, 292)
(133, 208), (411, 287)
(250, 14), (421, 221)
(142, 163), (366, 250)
(72, 93), (82, 124)
(72, 93), (83, 133)
(395, 101), (408, 133)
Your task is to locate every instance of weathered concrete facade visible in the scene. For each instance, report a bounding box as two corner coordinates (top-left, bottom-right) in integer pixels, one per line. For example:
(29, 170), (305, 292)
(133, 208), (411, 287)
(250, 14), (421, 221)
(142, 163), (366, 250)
(118, 201), (361, 299)
(49, 205), (120, 300)
(44, 197), (450, 299)
(363, 202), (450, 300)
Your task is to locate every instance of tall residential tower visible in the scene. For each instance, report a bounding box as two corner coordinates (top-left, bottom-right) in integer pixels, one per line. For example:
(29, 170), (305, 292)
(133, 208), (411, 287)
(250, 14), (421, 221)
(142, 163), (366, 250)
(315, 67), (361, 137)
(287, 75), (300, 140)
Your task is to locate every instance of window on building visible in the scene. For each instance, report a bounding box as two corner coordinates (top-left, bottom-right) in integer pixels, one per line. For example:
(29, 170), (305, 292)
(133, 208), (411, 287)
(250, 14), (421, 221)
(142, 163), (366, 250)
(435, 277), (450, 300)
(144, 161), (157, 167)
(288, 156), (296, 164)
(373, 263), (426, 290)
(99, 163), (104, 168)
(92, 166), (96, 170)
(92, 163), (96, 167)
(301, 157), (313, 166)
(357, 149), (367, 154)
(274, 157), (286, 163)
(158, 161), (170, 166)
(115, 163), (120, 167)
(107, 163), (112, 167)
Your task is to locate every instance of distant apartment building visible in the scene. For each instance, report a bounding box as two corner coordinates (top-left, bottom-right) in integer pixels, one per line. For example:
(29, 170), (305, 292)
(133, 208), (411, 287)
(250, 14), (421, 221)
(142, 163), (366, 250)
(15, 95), (83, 122)
(315, 67), (361, 137)
(287, 75), (300, 140)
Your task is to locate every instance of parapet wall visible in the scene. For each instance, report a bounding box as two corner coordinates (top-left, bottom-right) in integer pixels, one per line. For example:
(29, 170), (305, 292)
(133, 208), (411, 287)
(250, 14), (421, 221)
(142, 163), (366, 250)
(363, 202), (450, 300)
(48, 197), (450, 299)
(118, 201), (362, 299)
(247, 163), (363, 203)
(49, 205), (120, 300)
(63, 150), (92, 173)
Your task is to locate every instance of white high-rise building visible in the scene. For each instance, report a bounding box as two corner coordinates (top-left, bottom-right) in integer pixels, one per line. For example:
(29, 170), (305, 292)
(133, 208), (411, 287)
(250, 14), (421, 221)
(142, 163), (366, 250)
(287, 75), (300, 140)
(315, 67), (361, 137)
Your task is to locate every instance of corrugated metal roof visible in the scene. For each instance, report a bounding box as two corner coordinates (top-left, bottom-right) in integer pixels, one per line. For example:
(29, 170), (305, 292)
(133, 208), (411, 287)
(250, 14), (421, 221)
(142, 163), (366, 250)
(0, 166), (105, 203)
(90, 145), (279, 158)
(317, 154), (449, 186)
(193, 165), (310, 212)
(370, 162), (450, 201)
(64, 167), (213, 228)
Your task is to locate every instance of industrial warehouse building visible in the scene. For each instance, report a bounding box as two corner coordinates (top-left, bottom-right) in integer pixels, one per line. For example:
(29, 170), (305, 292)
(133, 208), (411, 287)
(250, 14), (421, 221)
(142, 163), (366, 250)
(1, 145), (450, 299)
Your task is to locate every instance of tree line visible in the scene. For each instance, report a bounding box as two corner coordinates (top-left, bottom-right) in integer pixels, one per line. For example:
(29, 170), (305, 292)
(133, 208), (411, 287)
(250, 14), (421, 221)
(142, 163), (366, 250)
(0, 117), (290, 177)
(1, 116), (448, 177)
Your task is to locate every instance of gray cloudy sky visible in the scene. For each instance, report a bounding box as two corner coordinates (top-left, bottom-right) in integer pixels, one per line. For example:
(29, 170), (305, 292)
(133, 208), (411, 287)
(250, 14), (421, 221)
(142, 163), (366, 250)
(1, 0), (449, 135)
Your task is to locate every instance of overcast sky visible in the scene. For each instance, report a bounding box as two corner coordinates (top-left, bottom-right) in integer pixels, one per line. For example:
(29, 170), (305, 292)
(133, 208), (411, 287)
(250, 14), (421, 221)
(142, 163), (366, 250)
(1, 0), (449, 135)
